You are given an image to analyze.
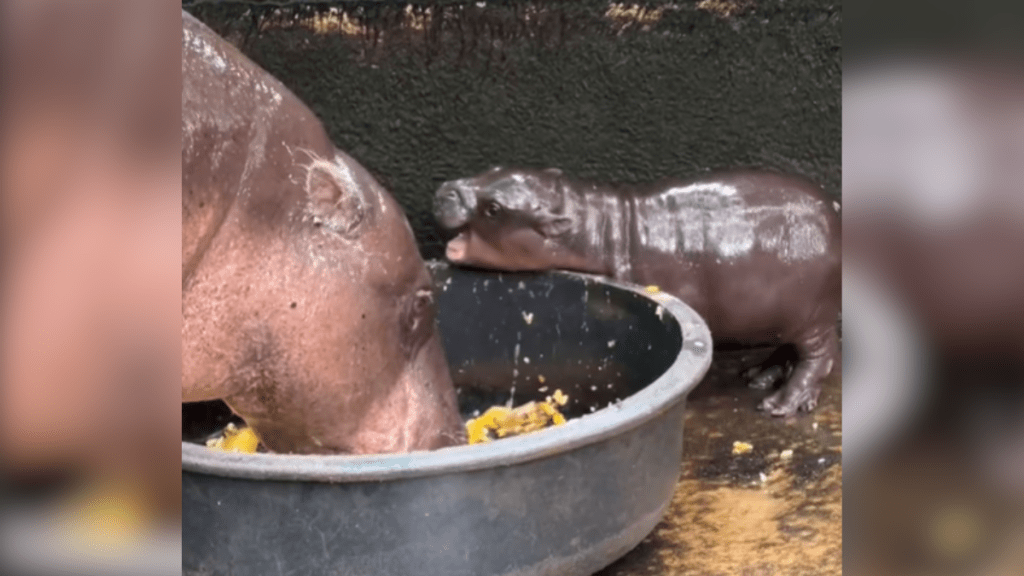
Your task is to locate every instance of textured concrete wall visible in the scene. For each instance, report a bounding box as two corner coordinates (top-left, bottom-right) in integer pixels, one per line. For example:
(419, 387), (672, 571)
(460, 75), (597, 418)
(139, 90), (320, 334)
(185, 0), (840, 259)
(843, 0), (1024, 59)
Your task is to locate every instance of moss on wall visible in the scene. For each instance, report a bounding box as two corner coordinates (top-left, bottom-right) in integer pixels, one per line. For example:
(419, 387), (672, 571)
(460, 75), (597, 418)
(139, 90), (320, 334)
(185, 0), (840, 259)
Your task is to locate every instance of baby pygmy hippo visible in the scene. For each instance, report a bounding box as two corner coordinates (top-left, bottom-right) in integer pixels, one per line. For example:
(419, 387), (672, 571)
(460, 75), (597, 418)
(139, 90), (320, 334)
(434, 167), (841, 416)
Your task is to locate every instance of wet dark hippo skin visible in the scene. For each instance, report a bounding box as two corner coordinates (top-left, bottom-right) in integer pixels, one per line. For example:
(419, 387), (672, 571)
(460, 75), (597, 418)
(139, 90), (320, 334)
(182, 11), (464, 454)
(435, 167), (841, 416)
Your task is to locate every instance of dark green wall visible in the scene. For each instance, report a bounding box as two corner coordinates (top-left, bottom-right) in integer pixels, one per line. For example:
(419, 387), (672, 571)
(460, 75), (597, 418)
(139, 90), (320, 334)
(843, 0), (1024, 61)
(185, 0), (840, 259)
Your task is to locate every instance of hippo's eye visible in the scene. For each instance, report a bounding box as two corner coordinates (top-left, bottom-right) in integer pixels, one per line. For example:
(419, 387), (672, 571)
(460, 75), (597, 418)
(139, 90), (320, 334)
(482, 201), (503, 219)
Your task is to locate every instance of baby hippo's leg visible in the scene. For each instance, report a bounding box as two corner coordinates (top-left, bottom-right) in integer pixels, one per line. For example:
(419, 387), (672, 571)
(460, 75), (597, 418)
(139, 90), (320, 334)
(748, 365), (787, 389)
(758, 326), (839, 416)
(744, 345), (798, 390)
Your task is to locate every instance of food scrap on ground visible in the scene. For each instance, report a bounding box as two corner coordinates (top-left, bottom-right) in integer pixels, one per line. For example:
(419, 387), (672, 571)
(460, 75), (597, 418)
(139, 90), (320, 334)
(466, 389), (570, 444)
(732, 440), (754, 455)
(645, 285), (661, 293)
(206, 422), (260, 454)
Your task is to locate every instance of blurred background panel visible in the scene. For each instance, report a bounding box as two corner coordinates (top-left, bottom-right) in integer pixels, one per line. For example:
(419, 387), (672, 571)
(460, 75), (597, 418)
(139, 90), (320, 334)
(0, 1), (181, 575)
(843, 0), (1024, 575)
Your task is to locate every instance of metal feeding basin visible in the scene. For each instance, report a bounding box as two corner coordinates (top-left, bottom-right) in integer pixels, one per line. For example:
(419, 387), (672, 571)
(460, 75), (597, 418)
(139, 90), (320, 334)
(182, 261), (712, 576)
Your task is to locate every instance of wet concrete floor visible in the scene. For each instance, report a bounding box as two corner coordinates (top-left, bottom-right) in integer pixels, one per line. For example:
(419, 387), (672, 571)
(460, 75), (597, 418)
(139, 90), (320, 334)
(596, 347), (843, 576)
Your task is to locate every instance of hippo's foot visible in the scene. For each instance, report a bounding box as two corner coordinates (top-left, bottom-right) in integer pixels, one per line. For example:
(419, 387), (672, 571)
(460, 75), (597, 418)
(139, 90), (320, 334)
(757, 328), (839, 417)
(757, 382), (822, 417)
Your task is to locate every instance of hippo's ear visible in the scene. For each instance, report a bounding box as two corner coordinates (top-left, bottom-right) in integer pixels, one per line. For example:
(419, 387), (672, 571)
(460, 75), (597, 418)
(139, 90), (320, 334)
(539, 216), (573, 238)
(306, 162), (366, 236)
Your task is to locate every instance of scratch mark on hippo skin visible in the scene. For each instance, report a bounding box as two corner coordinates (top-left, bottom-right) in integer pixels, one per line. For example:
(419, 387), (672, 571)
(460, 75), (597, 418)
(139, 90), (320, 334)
(236, 120), (269, 200)
(190, 27), (227, 72)
(183, 22), (283, 198)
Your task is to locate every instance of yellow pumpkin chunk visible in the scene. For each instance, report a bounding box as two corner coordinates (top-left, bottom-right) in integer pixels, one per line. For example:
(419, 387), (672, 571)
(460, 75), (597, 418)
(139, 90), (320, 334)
(466, 389), (570, 444)
(206, 422), (260, 454)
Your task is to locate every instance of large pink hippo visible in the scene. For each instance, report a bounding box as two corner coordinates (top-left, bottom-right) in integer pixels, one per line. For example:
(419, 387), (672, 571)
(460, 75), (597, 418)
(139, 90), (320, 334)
(182, 11), (463, 454)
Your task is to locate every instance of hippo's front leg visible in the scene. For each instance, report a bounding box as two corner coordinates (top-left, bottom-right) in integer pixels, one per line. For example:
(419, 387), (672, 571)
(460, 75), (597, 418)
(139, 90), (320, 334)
(758, 325), (839, 416)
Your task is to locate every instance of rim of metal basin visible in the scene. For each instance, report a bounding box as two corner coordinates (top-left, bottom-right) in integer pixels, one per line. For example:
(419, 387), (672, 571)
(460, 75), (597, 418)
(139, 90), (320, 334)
(181, 269), (713, 483)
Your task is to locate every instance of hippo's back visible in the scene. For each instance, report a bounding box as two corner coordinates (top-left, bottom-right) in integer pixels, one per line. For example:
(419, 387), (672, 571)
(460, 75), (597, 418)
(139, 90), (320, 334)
(627, 171), (840, 341)
(630, 170), (840, 266)
(181, 10), (332, 283)
(182, 11), (322, 156)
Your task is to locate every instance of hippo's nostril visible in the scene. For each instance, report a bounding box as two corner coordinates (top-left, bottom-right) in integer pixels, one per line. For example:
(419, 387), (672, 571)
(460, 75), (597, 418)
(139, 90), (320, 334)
(439, 185), (462, 203)
(435, 184), (476, 230)
(436, 185), (468, 214)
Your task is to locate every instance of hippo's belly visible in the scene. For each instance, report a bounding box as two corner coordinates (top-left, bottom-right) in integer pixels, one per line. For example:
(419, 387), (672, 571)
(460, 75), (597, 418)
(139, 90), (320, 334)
(628, 248), (835, 344)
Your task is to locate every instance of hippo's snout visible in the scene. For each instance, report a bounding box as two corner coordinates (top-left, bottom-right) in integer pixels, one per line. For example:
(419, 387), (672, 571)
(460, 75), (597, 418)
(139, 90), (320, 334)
(436, 182), (465, 205)
(434, 181), (476, 230)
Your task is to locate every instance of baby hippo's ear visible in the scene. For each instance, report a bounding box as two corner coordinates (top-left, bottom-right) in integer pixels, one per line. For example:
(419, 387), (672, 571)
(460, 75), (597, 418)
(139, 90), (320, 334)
(540, 216), (573, 238)
(307, 161), (367, 236)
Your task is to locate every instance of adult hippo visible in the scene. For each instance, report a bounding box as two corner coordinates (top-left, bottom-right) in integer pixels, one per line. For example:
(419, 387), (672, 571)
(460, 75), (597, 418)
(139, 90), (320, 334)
(182, 12), (463, 454)
(434, 167), (841, 416)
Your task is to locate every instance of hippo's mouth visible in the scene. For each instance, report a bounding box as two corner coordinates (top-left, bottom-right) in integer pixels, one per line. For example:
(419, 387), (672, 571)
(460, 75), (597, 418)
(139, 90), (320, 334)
(446, 231), (470, 262)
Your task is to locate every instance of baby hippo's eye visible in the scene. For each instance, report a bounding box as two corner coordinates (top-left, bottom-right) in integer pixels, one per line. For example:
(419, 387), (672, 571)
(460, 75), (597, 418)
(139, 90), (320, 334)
(482, 201), (503, 219)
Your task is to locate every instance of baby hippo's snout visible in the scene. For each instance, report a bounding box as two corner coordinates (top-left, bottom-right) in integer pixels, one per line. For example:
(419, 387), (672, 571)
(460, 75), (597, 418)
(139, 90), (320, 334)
(434, 181), (476, 230)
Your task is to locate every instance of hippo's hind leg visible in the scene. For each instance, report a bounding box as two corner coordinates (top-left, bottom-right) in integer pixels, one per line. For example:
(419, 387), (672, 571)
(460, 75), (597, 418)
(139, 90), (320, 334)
(748, 365), (788, 389)
(743, 345), (798, 390)
(758, 326), (839, 416)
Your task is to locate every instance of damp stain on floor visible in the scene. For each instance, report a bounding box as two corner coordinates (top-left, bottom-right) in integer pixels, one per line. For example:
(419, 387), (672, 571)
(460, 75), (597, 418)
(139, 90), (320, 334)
(597, 347), (843, 576)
